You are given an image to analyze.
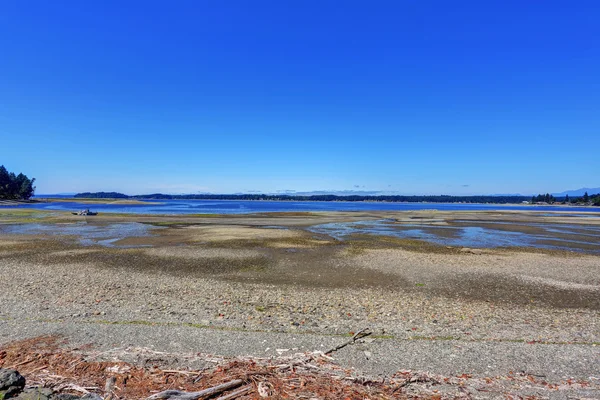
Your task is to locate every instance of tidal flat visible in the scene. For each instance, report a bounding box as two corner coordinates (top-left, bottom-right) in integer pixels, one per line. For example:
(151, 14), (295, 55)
(0, 209), (599, 396)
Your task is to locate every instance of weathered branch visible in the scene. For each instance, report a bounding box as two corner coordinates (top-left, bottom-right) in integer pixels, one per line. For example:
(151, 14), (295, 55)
(146, 379), (244, 400)
(214, 385), (251, 400)
(324, 328), (372, 355)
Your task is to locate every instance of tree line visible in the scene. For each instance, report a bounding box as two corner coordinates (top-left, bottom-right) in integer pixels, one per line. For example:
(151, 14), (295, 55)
(76, 192), (537, 204)
(584, 192), (600, 206)
(0, 165), (36, 200)
(75, 192), (129, 199)
(74, 191), (600, 205)
(532, 191), (600, 206)
(531, 193), (556, 203)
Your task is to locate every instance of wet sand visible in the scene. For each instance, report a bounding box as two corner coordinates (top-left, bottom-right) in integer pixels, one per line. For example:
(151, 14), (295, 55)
(0, 209), (599, 392)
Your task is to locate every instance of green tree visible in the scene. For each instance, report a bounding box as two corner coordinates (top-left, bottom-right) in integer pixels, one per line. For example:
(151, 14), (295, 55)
(7, 172), (19, 199)
(0, 165), (36, 200)
(18, 175), (36, 199)
(0, 165), (10, 199)
(583, 192), (589, 203)
(565, 194), (570, 203)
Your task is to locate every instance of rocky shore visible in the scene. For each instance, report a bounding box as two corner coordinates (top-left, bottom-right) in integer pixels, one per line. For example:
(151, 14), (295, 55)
(0, 368), (101, 399)
(1, 210), (599, 398)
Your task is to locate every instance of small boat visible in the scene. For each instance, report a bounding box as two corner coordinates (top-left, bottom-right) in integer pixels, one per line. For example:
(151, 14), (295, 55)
(72, 209), (98, 216)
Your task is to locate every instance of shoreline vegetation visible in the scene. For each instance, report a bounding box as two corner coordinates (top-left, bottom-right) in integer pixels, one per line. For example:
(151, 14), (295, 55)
(70, 191), (600, 205)
(37, 198), (158, 205)
(0, 165), (35, 200)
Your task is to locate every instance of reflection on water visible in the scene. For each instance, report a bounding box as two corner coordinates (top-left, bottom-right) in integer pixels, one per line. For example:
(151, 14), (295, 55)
(309, 220), (600, 254)
(0, 222), (158, 247)
(2, 219), (599, 254)
(455, 220), (600, 236)
(534, 213), (599, 218)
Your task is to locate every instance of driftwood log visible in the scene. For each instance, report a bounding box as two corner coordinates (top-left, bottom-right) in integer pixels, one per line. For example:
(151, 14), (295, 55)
(214, 385), (251, 400)
(146, 379), (244, 400)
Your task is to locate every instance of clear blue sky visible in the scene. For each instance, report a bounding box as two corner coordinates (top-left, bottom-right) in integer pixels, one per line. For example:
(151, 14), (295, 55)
(1, 1), (598, 195)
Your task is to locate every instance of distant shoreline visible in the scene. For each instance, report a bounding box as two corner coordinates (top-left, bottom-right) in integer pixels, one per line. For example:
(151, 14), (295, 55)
(36, 198), (158, 205)
(53, 193), (537, 205)
(31, 189), (600, 207)
(29, 196), (600, 210)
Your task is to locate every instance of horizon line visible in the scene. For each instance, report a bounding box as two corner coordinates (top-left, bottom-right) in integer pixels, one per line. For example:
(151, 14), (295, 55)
(35, 191), (589, 198)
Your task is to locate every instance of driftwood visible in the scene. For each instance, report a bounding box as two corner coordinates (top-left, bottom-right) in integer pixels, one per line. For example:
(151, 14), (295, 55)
(146, 379), (244, 400)
(324, 328), (372, 355)
(257, 381), (274, 397)
(214, 385), (251, 400)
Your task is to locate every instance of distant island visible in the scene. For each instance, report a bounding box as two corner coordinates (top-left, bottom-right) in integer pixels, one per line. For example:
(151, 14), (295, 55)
(73, 191), (600, 205)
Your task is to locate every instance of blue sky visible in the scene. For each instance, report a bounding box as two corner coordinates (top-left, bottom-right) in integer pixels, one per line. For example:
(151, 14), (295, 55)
(1, 1), (598, 195)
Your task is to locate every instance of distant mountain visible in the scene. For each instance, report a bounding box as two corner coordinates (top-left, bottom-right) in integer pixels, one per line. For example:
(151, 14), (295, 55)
(553, 187), (600, 197)
(490, 193), (531, 197)
(284, 190), (385, 196)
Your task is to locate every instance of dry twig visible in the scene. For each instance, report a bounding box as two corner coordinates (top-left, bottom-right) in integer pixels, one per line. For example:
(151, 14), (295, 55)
(324, 328), (372, 355)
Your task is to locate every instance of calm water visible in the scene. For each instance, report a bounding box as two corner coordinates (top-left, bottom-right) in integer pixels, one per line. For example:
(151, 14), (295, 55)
(4, 199), (599, 215)
(309, 220), (600, 254)
(0, 222), (158, 247)
(1, 200), (599, 252)
(4, 218), (599, 252)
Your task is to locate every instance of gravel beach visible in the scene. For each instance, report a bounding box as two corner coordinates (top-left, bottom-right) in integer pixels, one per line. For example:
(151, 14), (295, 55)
(1, 209), (599, 398)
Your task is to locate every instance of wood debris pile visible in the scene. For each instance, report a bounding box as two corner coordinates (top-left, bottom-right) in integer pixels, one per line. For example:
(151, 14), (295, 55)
(0, 336), (425, 399)
(1, 336), (597, 399)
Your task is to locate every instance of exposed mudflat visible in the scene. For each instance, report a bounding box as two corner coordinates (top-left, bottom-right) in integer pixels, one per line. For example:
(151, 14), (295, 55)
(0, 209), (598, 397)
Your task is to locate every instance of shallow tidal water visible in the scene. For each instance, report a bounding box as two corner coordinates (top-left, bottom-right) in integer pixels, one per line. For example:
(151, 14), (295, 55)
(0, 222), (158, 247)
(1, 216), (599, 253)
(309, 220), (600, 254)
(6, 199), (600, 214)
